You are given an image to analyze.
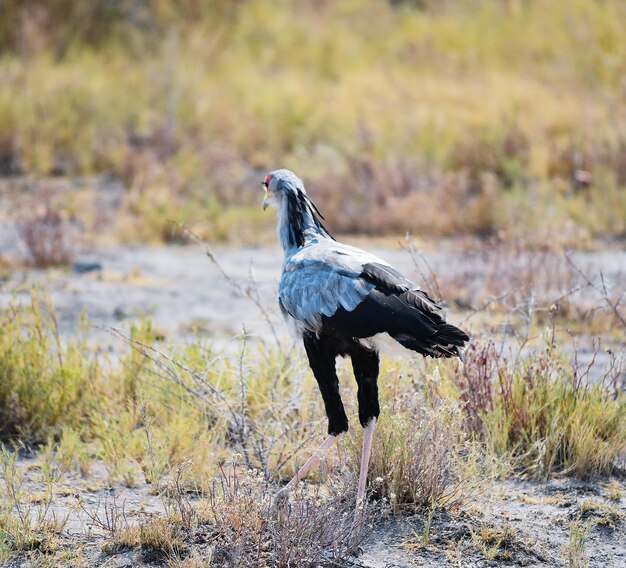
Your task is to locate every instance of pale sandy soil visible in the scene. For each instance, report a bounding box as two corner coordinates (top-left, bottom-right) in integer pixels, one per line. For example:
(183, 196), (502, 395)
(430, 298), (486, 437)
(4, 451), (626, 567)
(1, 242), (624, 342)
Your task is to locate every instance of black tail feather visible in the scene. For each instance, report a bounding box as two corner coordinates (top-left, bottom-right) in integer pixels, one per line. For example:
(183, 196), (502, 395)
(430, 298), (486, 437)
(434, 323), (469, 346)
(321, 288), (469, 361)
(392, 321), (469, 360)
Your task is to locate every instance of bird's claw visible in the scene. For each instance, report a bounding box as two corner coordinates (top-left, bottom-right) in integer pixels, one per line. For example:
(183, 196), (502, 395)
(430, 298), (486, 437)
(273, 488), (290, 511)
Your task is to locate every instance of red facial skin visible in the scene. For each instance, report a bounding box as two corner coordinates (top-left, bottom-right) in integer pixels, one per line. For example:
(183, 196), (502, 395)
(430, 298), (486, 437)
(264, 174), (273, 186)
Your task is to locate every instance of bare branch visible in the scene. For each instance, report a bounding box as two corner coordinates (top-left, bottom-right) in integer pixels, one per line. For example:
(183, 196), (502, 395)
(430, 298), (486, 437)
(174, 222), (284, 344)
(564, 253), (626, 330)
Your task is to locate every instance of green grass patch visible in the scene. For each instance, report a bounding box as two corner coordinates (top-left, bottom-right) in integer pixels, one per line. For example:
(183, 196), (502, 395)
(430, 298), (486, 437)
(454, 342), (626, 478)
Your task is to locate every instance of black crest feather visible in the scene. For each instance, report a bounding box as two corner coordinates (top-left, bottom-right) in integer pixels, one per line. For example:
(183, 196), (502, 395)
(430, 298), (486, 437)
(284, 189), (334, 248)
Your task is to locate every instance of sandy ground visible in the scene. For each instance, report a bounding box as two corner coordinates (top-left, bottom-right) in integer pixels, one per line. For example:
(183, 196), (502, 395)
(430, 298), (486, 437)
(2, 241), (625, 344)
(359, 476), (626, 567)
(4, 452), (626, 567)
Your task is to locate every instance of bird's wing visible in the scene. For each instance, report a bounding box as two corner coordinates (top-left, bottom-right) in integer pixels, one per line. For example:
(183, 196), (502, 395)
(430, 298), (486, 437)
(279, 240), (437, 332)
(359, 260), (442, 314)
(320, 240), (443, 313)
(279, 261), (374, 332)
(278, 242), (376, 331)
(327, 246), (468, 357)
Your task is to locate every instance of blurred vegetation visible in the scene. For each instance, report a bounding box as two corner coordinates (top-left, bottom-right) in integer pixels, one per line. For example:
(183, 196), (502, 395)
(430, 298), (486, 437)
(1, 0), (626, 241)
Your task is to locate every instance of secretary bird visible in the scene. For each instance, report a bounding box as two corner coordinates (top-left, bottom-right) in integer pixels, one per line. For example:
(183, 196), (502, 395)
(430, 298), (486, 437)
(262, 169), (469, 520)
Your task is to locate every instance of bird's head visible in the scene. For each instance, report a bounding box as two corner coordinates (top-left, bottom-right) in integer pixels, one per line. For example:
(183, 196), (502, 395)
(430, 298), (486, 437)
(262, 169), (306, 211)
(261, 168), (332, 249)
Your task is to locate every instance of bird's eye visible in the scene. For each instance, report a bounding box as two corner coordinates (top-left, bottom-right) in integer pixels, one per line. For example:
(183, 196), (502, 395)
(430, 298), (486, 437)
(263, 174), (273, 189)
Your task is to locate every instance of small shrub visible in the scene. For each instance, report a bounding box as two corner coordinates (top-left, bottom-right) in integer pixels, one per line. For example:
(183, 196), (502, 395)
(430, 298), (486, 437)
(0, 294), (102, 442)
(197, 467), (371, 567)
(563, 517), (593, 568)
(348, 372), (485, 512)
(18, 205), (73, 268)
(0, 445), (66, 554)
(454, 341), (626, 478)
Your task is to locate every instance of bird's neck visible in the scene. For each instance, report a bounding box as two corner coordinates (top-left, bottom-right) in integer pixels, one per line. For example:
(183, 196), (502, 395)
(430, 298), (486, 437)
(278, 195), (330, 253)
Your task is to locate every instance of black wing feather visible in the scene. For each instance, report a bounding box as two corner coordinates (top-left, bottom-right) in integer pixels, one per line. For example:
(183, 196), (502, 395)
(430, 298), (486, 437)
(362, 262), (442, 307)
(323, 262), (469, 359)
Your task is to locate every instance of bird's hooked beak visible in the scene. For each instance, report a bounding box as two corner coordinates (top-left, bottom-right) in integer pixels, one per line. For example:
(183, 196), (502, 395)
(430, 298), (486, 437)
(262, 174), (273, 210)
(262, 186), (271, 211)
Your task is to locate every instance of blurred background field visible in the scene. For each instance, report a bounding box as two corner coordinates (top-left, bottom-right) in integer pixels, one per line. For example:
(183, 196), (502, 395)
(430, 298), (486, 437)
(1, 0), (626, 249)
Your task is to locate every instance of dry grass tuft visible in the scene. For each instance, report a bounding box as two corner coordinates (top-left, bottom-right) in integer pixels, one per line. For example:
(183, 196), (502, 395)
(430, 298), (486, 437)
(603, 481), (623, 503)
(18, 205), (73, 268)
(579, 499), (625, 529)
(137, 517), (188, 562)
(453, 341), (626, 478)
(350, 384), (485, 512)
(470, 522), (518, 561)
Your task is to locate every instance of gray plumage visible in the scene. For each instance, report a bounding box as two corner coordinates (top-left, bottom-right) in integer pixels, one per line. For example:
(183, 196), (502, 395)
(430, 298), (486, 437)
(280, 241), (378, 332)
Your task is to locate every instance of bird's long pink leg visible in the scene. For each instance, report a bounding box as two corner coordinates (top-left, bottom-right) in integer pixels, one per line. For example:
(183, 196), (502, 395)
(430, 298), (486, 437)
(283, 434), (339, 492)
(354, 417), (377, 524)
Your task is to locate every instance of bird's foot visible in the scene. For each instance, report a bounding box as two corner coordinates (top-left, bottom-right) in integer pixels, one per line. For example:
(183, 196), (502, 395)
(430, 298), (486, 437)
(348, 503), (367, 555)
(272, 488), (291, 512)
(352, 502), (365, 529)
